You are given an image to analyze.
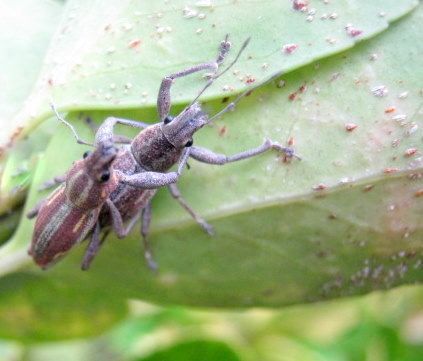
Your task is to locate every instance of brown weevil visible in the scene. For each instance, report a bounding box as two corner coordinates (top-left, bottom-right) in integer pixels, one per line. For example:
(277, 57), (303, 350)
(28, 107), (190, 270)
(27, 139), (121, 268)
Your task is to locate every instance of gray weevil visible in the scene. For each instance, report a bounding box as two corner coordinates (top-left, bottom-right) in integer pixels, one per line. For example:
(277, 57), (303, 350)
(39, 36), (299, 271)
(87, 36), (299, 270)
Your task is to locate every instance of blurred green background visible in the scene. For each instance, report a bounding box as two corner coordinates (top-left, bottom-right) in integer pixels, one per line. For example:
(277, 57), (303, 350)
(1, 285), (422, 361)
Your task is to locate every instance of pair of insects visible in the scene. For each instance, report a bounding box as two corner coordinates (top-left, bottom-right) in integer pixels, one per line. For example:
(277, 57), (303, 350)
(27, 36), (298, 271)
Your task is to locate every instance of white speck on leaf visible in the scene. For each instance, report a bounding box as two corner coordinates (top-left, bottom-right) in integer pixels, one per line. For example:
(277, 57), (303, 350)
(406, 123), (418, 136)
(345, 25), (363, 37)
(282, 43), (298, 54)
(371, 85), (388, 97)
(292, 0), (308, 11)
(392, 114), (407, 122)
(369, 53), (378, 61)
(183, 7), (197, 18)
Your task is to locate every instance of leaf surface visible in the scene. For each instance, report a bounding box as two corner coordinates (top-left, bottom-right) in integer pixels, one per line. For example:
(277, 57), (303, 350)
(0, 0), (422, 340)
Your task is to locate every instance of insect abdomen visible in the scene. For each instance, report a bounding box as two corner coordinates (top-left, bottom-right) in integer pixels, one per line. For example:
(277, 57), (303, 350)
(29, 187), (98, 268)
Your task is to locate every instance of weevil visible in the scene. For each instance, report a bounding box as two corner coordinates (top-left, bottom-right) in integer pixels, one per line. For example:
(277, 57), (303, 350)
(27, 139), (121, 268)
(34, 35), (233, 270)
(36, 36), (299, 271)
(27, 122), (190, 269)
(79, 36), (300, 270)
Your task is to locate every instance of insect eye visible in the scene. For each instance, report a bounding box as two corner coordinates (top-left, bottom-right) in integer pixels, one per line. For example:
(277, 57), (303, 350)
(100, 171), (110, 182)
(163, 115), (173, 125)
(185, 139), (193, 147)
(83, 151), (91, 159)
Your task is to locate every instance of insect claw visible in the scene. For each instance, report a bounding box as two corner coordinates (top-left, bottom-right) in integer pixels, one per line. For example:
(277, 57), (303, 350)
(202, 223), (215, 236)
(282, 147), (295, 157)
(144, 251), (159, 272)
(282, 147), (301, 161)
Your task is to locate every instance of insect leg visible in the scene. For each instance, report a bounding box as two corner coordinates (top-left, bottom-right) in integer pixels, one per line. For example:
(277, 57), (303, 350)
(168, 183), (214, 235)
(94, 117), (150, 146)
(112, 135), (133, 144)
(140, 202), (158, 271)
(189, 139), (299, 165)
(38, 174), (67, 191)
(85, 116), (133, 144)
(106, 199), (140, 238)
(157, 35), (233, 121)
(106, 198), (157, 270)
(81, 223), (109, 270)
(26, 198), (47, 219)
(116, 147), (191, 189)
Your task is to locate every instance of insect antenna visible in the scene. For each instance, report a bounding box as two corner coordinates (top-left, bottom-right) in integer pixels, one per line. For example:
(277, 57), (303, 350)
(207, 72), (281, 123)
(188, 37), (251, 106)
(50, 102), (94, 147)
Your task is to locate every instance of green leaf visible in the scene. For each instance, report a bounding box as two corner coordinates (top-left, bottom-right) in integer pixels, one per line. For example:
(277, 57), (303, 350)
(0, 119), (56, 215)
(8, 0), (417, 143)
(0, 208), (22, 245)
(0, 339), (22, 361)
(17, 286), (423, 360)
(0, 0), (417, 229)
(138, 340), (242, 361)
(0, 0), (64, 217)
(0, 1), (422, 340)
(0, 0), (63, 145)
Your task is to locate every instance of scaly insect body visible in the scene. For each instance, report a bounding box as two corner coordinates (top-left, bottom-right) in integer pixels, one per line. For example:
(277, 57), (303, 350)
(104, 124), (182, 222)
(32, 36), (299, 271)
(28, 141), (119, 268)
(29, 110), (191, 270)
(90, 37), (299, 271)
